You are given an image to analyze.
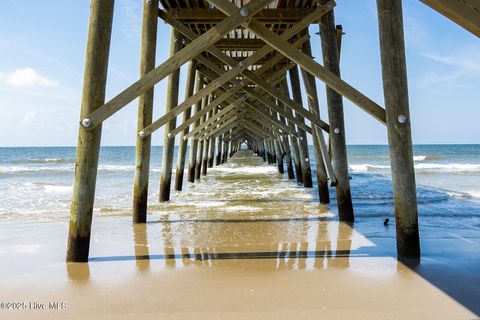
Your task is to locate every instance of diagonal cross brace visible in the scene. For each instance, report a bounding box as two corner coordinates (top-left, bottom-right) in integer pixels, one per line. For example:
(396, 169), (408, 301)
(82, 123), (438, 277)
(80, 0), (273, 130)
(208, 0), (387, 124)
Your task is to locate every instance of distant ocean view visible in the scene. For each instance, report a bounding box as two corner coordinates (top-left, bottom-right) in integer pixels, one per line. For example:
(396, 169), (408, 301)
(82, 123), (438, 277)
(0, 144), (479, 241)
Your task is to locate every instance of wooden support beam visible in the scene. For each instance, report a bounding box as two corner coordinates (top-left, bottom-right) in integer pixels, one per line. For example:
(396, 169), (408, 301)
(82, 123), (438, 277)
(278, 78), (303, 184)
(245, 105), (299, 137)
(195, 94), (210, 180)
(319, 1), (353, 220)
(81, 0), (272, 129)
(377, 0), (420, 259)
(209, 0), (387, 125)
(187, 73), (204, 183)
(420, 0), (480, 37)
(66, 0), (114, 262)
(174, 60), (197, 191)
(166, 53), (304, 139)
(244, 87), (313, 134)
(166, 8), (320, 24)
(299, 48), (331, 203)
(160, 7), (328, 132)
(243, 70), (330, 132)
(204, 117), (242, 140)
(148, 8), (321, 138)
(159, 31), (182, 202)
(133, 0), (158, 223)
(186, 105), (240, 140)
(289, 66), (313, 188)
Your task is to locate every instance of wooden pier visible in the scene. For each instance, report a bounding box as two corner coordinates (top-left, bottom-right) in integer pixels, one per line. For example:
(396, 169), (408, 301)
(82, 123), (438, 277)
(67, 0), (480, 262)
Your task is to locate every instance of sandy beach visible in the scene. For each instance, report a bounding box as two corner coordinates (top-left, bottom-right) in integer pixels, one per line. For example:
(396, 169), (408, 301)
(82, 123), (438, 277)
(1, 150), (479, 319)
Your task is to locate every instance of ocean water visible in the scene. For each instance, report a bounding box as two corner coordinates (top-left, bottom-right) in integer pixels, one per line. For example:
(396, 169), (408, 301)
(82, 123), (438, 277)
(0, 145), (479, 239)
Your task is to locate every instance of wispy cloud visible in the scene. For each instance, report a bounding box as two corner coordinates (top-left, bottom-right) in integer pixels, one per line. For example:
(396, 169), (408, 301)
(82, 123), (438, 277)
(4, 67), (59, 88)
(117, 0), (142, 40)
(418, 46), (480, 88)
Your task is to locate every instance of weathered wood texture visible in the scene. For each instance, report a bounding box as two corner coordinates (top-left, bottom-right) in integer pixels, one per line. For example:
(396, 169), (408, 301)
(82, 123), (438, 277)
(187, 73), (203, 183)
(82, 0), (273, 129)
(174, 60), (197, 191)
(133, 0), (158, 223)
(319, 0), (354, 221)
(377, 0), (420, 259)
(159, 31), (182, 202)
(66, 0), (114, 262)
(420, 0), (480, 37)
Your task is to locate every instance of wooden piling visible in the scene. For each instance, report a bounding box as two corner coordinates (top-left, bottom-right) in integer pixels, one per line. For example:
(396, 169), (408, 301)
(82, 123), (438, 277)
(377, 0), (420, 259)
(66, 0), (114, 262)
(298, 50), (330, 203)
(133, 0), (158, 223)
(279, 79), (303, 183)
(202, 103), (214, 175)
(195, 93), (209, 179)
(215, 135), (222, 165)
(187, 73), (204, 182)
(274, 139), (284, 174)
(319, 1), (354, 220)
(289, 67), (314, 188)
(159, 31), (182, 202)
(174, 60), (197, 191)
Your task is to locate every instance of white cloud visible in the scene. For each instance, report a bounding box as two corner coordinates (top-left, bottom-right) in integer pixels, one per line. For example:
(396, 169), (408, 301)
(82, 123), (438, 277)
(4, 67), (59, 88)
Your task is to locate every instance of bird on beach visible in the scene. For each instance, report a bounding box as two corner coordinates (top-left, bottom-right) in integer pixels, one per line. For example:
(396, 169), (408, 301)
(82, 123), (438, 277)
(384, 218), (390, 226)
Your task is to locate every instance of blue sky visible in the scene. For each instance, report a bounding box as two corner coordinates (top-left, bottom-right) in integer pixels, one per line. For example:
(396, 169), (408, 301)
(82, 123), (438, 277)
(0, 0), (478, 147)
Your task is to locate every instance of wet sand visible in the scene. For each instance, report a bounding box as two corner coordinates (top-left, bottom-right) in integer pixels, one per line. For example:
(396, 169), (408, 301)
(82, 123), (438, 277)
(1, 150), (479, 319)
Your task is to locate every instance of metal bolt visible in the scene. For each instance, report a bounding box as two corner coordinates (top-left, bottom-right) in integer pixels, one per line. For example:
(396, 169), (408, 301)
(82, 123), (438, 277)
(240, 7), (249, 17)
(167, 133), (173, 138)
(239, 60), (246, 68)
(305, 158), (309, 162)
(146, 0), (152, 4)
(81, 118), (92, 128)
(398, 115), (407, 123)
(138, 131), (146, 138)
(299, 136), (304, 140)
(334, 128), (340, 134)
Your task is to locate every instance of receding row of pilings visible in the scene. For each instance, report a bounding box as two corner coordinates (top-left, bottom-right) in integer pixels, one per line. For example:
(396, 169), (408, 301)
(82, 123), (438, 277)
(67, 0), (420, 262)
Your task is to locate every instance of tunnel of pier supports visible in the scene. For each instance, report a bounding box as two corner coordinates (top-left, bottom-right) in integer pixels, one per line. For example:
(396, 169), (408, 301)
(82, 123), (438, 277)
(67, 0), (480, 262)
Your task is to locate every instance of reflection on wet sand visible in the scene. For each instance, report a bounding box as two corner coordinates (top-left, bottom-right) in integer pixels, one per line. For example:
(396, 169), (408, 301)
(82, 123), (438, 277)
(133, 223), (150, 271)
(66, 262), (90, 282)
(107, 219), (358, 272)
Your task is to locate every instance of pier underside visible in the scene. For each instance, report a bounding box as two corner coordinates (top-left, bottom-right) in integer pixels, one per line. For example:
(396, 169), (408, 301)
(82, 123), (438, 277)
(67, 0), (478, 265)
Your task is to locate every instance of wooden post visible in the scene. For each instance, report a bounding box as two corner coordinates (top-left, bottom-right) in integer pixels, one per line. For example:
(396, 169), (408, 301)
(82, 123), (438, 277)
(208, 136), (215, 167)
(202, 103), (213, 175)
(274, 139), (284, 174)
(279, 79), (303, 183)
(133, 0), (158, 223)
(289, 67), (313, 188)
(299, 58), (330, 203)
(319, 2), (354, 220)
(174, 60), (197, 191)
(215, 135), (222, 165)
(377, 0), (420, 259)
(159, 31), (182, 202)
(187, 73), (204, 183)
(66, 0), (114, 262)
(282, 136), (295, 179)
(195, 93), (208, 179)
